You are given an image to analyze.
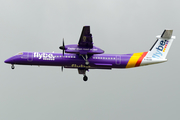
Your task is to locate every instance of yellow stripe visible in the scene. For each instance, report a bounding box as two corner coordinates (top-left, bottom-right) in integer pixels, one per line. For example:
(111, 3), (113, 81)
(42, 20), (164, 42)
(126, 52), (144, 68)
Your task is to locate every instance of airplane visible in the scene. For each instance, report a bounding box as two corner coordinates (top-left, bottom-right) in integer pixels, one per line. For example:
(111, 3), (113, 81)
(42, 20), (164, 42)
(4, 26), (175, 81)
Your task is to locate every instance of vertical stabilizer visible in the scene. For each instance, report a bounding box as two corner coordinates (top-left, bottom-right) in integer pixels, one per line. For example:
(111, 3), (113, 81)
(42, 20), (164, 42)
(146, 29), (175, 59)
(140, 29), (175, 66)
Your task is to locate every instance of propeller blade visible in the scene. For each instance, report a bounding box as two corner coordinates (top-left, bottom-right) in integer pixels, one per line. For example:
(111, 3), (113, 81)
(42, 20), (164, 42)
(62, 38), (65, 56)
(59, 38), (65, 56)
(63, 38), (64, 47)
(61, 66), (63, 72)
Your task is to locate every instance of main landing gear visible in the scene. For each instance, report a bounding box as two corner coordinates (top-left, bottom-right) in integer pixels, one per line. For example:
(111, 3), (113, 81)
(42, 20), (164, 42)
(83, 75), (88, 81)
(80, 54), (89, 66)
(85, 61), (89, 66)
(11, 64), (15, 69)
(78, 68), (88, 81)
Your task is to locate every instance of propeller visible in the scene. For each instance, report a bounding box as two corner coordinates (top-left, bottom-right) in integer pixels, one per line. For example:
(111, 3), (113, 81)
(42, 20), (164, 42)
(59, 38), (65, 56)
(59, 38), (65, 72)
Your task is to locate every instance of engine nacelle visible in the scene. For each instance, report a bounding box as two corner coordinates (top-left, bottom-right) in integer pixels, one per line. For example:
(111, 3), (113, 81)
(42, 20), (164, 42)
(64, 44), (104, 54)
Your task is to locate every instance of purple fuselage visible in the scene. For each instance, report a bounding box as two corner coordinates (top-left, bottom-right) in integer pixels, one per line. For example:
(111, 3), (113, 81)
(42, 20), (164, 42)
(5, 52), (133, 69)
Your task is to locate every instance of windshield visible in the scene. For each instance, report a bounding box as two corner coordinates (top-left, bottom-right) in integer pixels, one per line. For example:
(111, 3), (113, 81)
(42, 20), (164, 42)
(16, 52), (23, 55)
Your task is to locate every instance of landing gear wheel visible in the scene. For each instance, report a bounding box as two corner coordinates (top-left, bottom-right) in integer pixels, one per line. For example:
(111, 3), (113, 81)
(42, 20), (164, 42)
(11, 64), (15, 69)
(85, 61), (89, 66)
(83, 75), (88, 81)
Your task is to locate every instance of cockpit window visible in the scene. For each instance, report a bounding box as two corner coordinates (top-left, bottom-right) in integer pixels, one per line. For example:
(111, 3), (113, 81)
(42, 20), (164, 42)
(16, 52), (23, 55)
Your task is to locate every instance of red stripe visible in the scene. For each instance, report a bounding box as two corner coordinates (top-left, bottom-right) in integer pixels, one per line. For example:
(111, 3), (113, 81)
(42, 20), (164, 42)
(135, 52), (148, 67)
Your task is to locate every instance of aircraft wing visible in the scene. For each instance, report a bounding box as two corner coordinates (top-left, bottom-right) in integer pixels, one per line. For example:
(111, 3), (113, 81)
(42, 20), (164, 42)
(78, 26), (93, 48)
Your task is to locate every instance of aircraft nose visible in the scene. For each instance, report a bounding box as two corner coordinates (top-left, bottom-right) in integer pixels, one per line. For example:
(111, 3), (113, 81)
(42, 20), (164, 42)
(4, 58), (13, 63)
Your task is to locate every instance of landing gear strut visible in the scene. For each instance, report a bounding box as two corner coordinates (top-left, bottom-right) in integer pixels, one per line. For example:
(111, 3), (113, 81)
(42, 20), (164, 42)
(83, 75), (88, 81)
(80, 54), (89, 66)
(78, 68), (89, 81)
(11, 64), (15, 69)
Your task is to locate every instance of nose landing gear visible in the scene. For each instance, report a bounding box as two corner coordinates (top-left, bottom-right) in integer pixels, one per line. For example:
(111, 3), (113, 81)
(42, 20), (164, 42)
(11, 64), (15, 69)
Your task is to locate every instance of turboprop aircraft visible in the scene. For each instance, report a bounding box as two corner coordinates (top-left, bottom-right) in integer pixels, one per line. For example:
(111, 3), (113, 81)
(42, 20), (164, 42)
(4, 26), (175, 81)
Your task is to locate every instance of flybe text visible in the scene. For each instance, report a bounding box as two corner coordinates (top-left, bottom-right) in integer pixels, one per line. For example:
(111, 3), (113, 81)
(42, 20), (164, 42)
(152, 40), (169, 59)
(34, 52), (55, 60)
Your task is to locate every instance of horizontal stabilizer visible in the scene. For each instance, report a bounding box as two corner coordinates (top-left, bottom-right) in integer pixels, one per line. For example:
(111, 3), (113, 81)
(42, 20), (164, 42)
(161, 29), (173, 39)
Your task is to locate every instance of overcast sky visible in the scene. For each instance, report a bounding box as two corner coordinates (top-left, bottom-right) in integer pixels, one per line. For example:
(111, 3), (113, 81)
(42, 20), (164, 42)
(1, 0), (180, 120)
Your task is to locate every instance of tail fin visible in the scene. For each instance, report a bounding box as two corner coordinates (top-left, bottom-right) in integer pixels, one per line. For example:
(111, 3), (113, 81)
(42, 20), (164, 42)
(146, 29), (175, 59)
